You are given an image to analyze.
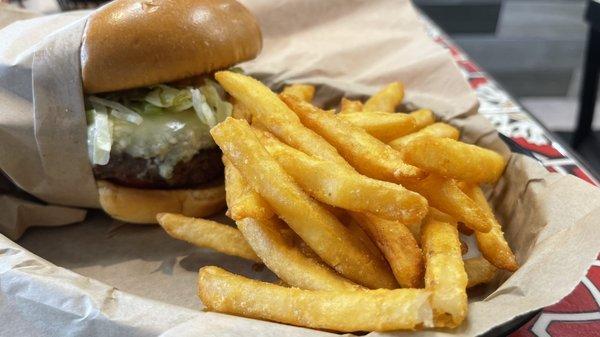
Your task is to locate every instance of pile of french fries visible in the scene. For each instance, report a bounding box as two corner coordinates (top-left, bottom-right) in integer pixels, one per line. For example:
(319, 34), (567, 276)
(157, 71), (518, 332)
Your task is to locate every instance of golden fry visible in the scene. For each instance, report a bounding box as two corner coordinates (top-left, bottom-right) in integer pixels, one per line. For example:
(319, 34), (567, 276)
(406, 221), (422, 240)
(231, 99), (253, 122)
(410, 109), (435, 129)
(346, 217), (386, 262)
(389, 122), (460, 152)
(339, 97), (363, 113)
(464, 257), (497, 288)
(405, 176), (493, 233)
(465, 185), (519, 271)
(254, 129), (428, 223)
(198, 266), (433, 332)
(281, 83), (316, 102)
(215, 71), (353, 170)
(339, 111), (418, 142)
(157, 213), (259, 262)
(211, 118), (397, 289)
(237, 217), (360, 291)
(421, 215), (468, 328)
(350, 212), (424, 288)
(364, 82), (404, 112)
(282, 94), (425, 182)
(428, 206), (456, 223)
(224, 157), (274, 221)
(403, 136), (506, 184)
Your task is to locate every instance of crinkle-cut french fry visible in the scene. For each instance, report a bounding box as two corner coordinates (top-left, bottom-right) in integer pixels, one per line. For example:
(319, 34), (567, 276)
(215, 71), (354, 170)
(464, 184), (519, 271)
(339, 111), (418, 142)
(405, 176), (493, 233)
(389, 122), (460, 152)
(224, 157), (274, 221)
(350, 212), (424, 288)
(403, 136), (506, 184)
(364, 82), (404, 112)
(157, 213), (260, 262)
(211, 118), (397, 289)
(409, 109), (435, 129)
(198, 266), (434, 332)
(281, 83), (315, 102)
(464, 257), (497, 288)
(254, 129), (428, 223)
(281, 94), (425, 183)
(339, 97), (364, 113)
(237, 217), (360, 291)
(421, 214), (468, 328)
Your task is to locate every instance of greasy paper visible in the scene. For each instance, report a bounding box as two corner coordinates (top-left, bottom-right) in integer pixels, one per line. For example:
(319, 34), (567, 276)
(0, 1), (599, 336)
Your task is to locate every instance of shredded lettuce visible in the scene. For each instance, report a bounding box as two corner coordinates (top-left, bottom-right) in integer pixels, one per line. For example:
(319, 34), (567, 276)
(86, 80), (232, 166)
(201, 79), (233, 123)
(228, 67), (245, 74)
(87, 105), (113, 166)
(88, 96), (143, 125)
(191, 88), (217, 128)
(145, 84), (193, 112)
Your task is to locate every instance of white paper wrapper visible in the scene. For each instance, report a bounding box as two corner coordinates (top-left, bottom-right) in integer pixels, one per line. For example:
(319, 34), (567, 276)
(1, 1), (599, 336)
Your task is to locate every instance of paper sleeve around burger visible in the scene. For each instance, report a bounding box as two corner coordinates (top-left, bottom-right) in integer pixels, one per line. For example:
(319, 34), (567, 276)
(80, 0), (262, 223)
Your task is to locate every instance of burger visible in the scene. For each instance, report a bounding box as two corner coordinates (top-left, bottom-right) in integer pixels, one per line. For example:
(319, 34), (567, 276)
(81, 0), (262, 223)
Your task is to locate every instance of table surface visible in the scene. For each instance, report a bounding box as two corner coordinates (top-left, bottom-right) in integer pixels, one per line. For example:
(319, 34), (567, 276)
(423, 16), (600, 337)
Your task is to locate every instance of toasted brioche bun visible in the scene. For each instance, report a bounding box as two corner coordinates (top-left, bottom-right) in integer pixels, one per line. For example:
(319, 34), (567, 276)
(97, 180), (226, 224)
(81, 0), (262, 94)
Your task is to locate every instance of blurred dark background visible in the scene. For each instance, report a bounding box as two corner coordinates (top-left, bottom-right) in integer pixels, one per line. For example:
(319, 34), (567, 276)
(414, 0), (599, 176)
(416, 1), (591, 124)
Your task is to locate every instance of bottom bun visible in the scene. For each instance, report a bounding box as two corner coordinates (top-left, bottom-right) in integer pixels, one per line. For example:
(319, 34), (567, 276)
(97, 180), (226, 224)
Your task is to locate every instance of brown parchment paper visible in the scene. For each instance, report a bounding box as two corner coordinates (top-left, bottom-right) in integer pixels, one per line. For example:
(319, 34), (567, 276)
(0, 10), (97, 240)
(1, 1), (599, 336)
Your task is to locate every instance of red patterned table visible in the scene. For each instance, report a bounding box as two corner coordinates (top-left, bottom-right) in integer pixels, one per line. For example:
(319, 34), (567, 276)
(424, 17), (600, 337)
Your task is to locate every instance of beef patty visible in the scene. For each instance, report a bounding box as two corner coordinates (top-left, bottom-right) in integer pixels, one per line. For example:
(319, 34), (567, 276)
(93, 147), (223, 189)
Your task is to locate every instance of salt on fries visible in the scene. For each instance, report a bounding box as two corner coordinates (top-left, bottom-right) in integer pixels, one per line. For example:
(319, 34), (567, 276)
(464, 184), (518, 271)
(389, 122), (460, 151)
(215, 71), (354, 170)
(464, 257), (497, 288)
(350, 212), (424, 288)
(211, 117), (397, 289)
(421, 211), (468, 328)
(364, 82), (404, 112)
(237, 217), (360, 291)
(339, 97), (363, 113)
(155, 71), (519, 333)
(409, 108), (436, 129)
(404, 175), (493, 233)
(253, 129), (428, 223)
(223, 157), (274, 221)
(198, 266), (433, 332)
(281, 93), (425, 182)
(339, 111), (418, 142)
(403, 136), (506, 184)
(281, 83), (316, 102)
(157, 213), (260, 262)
